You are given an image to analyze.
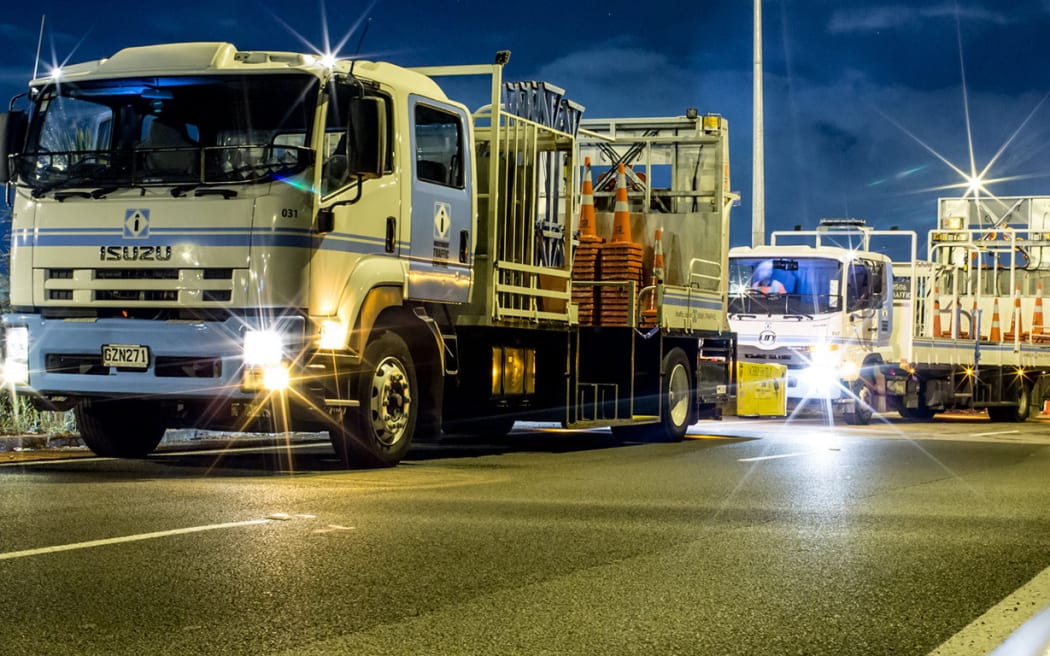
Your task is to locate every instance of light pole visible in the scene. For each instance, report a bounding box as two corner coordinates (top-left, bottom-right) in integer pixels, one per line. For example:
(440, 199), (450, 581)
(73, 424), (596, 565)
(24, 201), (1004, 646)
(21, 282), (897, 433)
(752, 0), (765, 247)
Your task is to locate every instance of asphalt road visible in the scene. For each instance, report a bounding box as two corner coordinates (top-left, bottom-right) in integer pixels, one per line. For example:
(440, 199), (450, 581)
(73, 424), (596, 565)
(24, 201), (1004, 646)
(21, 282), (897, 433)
(2, 414), (1050, 655)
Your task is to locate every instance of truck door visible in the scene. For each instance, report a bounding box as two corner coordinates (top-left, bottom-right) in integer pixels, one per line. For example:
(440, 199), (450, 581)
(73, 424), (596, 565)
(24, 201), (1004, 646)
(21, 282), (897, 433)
(407, 97), (473, 303)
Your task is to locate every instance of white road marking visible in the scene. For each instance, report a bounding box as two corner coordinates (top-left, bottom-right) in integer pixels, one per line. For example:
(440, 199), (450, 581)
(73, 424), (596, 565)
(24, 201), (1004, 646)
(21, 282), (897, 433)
(738, 451), (810, 462)
(0, 456), (111, 467)
(0, 518), (272, 561)
(929, 562), (1050, 655)
(970, 430), (1021, 437)
(0, 441), (326, 467)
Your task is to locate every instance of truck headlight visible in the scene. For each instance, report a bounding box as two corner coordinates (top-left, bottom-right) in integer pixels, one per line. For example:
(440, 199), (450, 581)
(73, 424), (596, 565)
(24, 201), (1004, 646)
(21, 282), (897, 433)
(3, 326), (29, 385)
(242, 329), (292, 391)
(243, 329), (284, 366)
(318, 320), (347, 350)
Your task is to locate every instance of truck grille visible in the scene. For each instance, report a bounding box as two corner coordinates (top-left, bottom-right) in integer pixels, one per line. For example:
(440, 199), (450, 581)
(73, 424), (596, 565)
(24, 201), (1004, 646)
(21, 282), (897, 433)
(41, 268), (238, 306)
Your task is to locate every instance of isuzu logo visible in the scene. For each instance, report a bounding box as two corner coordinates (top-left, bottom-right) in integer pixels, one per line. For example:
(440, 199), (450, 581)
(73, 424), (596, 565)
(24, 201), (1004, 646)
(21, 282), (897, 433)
(124, 209), (151, 239)
(100, 246), (173, 261)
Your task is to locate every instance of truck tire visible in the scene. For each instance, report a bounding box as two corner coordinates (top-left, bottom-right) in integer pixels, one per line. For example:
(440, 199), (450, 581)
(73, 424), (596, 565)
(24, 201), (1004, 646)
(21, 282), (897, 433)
(988, 381), (1031, 423)
(898, 406), (936, 421)
(74, 398), (167, 458)
(660, 348), (693, 441)
(330, 331), (417, 467)
(843, 380), (874, 425)
(610, 348), (693, 443)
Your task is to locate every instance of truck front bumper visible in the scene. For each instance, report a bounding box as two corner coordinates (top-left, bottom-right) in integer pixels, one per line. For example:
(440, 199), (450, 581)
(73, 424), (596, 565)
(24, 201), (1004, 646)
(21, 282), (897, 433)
(3, 313), (305, 400)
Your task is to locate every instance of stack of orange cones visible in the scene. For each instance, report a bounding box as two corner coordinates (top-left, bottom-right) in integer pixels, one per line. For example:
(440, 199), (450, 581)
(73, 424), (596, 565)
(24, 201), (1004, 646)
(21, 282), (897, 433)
(572, 157), (602, 326)
(599, 163), (645, 326)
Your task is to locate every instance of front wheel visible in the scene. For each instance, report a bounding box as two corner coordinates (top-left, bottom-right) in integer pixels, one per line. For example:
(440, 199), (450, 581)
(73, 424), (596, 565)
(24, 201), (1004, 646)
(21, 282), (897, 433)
(843, 380), (874, 425)
(75, 398), (168, 458)
(329, 331), (417, 468)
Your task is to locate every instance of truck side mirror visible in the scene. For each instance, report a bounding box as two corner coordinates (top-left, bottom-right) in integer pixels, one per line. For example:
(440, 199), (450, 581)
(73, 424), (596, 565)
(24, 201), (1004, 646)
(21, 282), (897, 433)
(346, 97), (386, 180)
(0, 111), (28, 183)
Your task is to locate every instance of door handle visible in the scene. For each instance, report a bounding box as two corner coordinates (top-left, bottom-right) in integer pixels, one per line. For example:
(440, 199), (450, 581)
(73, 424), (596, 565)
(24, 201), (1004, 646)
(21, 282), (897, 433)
(386, 217), (396, 253)
(459, 229), (469, 263)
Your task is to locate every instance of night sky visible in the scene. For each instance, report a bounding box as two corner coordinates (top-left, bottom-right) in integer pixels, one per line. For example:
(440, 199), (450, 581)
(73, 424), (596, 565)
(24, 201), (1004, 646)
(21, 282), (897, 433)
(2, 1), (1050, 248)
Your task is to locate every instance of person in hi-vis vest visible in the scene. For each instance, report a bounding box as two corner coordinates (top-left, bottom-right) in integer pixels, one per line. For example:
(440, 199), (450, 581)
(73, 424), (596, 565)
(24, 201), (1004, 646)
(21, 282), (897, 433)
(752, 260), (786, 294)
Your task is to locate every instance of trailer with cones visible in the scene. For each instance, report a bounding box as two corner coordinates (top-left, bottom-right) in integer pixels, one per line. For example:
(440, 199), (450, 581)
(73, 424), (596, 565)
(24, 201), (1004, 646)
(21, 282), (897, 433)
(893, 196), (1050, 421)
(728, 198), (1050, 424)
(0, 42), (736, 466)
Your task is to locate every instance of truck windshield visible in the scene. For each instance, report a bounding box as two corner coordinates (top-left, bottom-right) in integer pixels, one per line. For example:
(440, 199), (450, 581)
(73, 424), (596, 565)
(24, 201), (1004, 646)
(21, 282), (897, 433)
(729, 257), (843, 315)
(15, 74), (319, 192)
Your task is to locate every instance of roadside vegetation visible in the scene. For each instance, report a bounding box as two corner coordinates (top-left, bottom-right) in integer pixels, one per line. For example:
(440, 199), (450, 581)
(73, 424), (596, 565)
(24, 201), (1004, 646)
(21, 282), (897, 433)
(0, 227), (77, 436)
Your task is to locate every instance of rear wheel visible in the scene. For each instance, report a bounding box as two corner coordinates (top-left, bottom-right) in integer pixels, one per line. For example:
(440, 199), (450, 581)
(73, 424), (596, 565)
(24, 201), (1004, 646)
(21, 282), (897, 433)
(329, 331), (417, 468)
(898, 406), (937, 421)
(660, 348), (693, 441)
(610, 348), (693, 443)
(74, 398), (168, 458)
(988, 380), (1031, 423)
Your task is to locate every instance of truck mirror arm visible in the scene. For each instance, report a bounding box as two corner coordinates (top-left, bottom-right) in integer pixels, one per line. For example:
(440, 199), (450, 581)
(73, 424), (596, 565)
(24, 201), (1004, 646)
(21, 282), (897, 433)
(316, 176), (364, 233)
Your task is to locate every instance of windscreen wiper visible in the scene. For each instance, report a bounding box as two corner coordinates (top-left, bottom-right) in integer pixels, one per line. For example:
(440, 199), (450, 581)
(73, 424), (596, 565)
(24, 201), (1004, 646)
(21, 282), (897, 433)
(195, 188), (238, 199)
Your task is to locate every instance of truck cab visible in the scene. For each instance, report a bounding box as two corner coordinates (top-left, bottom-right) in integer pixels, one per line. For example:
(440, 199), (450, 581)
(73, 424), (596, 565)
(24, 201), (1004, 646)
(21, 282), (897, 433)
(728, 220), (915, 423)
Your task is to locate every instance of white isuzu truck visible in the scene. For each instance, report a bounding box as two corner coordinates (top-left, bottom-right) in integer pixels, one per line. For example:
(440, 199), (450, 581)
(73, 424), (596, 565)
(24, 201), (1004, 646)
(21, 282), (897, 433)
(0, 42), (736, 465)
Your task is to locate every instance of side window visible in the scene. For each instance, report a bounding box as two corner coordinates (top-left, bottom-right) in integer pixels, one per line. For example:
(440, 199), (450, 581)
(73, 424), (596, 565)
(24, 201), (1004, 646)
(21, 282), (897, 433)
(414, 104), (463, 188)
(321, 82), (393, 197)
(847, 263), (873, 311)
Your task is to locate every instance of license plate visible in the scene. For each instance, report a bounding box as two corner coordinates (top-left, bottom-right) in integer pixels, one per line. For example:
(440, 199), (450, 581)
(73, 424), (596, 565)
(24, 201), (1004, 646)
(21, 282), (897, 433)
(102, 344), (150, 369)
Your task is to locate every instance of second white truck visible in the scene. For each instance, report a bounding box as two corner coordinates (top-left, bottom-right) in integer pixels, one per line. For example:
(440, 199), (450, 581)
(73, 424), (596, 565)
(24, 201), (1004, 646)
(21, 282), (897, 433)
(730, 205), (1050, 424)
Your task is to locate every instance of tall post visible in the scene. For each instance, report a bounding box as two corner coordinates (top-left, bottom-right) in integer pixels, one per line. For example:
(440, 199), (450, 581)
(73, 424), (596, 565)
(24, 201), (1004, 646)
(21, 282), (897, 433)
(752, 0), (765, 247)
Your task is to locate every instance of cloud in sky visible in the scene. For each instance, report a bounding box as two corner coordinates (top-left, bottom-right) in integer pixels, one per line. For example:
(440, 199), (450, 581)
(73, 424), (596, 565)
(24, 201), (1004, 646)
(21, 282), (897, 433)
(828, 3), (1012, 34)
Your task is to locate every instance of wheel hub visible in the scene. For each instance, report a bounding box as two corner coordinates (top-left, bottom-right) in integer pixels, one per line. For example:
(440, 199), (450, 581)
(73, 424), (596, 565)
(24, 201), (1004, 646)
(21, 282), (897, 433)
(369, 357), (412, 446)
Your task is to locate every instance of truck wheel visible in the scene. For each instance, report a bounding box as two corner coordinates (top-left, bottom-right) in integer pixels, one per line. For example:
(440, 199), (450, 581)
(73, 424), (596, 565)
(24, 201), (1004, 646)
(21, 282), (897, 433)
(74, 399), (167, 458)
(330, 331), (417, 467)
(658, 347), (693, 442)
(988, 381), (1031, 423)
(898, 406), (936, 421)
(843, 381), (874, 425)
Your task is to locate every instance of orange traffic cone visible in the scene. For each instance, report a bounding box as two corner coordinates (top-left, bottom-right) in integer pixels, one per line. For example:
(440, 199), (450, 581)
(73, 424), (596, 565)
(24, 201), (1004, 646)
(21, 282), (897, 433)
(932, 287), (943, 337)
(578, 157), (598, 242)
(642, 229), (665, 324)
(652, 228), (665, 283)
(989, 298), (1002, 342)
(611, 163), (632, 243)
(1035, 282), (1045, 336)
(1010, 284), (1023, 339)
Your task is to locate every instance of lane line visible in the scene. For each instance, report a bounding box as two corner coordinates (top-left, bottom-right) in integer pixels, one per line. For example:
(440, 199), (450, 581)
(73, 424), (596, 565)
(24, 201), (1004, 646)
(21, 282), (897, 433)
(929, 562), (1050, 655)
(970, 430), (1021, 437)
(0, 456), (111, 467)
(0, 518), (271, 561)
(0, 441), (326, 467)
(738, 451), (810, 462)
